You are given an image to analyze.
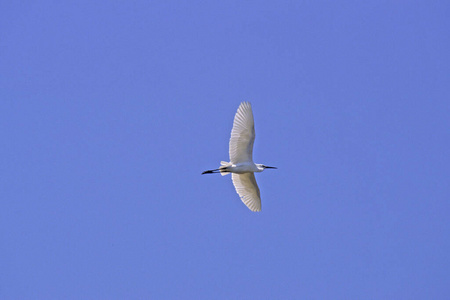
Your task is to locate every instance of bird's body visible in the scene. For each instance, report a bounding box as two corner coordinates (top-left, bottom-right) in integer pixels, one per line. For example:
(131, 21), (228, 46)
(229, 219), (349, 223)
(219, 162), (265, 174)
(202, 102), (276, 212)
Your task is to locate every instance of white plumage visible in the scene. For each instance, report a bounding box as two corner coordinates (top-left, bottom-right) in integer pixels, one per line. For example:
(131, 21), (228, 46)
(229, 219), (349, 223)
(229, 102), (255, 164)
(202, 102), (276, 212)
(232, 173), (261, 212)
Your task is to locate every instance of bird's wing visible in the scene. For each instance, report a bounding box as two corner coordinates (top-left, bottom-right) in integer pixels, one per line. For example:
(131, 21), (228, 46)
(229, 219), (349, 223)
(229, 102), (255, 164)
(232, 173), (261, 212)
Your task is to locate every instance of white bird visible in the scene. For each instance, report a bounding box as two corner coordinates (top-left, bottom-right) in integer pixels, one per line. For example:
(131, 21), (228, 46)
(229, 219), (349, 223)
(202, 102), (276, 212)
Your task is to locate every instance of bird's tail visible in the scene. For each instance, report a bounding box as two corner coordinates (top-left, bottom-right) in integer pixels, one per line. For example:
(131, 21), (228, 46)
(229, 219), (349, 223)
(220, 161), (231, 176)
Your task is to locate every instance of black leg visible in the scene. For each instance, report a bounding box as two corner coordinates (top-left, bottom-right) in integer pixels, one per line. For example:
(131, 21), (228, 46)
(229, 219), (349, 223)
(202, 169), (220, 175)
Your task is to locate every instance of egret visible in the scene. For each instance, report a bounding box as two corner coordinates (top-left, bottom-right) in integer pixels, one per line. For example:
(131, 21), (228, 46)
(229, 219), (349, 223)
(202, 102), (277, 212)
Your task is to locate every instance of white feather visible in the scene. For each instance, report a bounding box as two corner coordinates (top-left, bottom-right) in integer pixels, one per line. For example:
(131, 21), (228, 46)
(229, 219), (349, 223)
(232, 173), (261, 212)
(229, 102), (255, 164)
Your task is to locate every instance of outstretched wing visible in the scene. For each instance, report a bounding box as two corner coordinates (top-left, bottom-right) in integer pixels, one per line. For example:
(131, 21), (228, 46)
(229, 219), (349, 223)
(229, 102), (255, 164)
(232, 173), (261, 212)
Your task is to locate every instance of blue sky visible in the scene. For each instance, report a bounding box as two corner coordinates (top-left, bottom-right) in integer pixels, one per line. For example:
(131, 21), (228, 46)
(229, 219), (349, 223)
(1, 1), (449, 299)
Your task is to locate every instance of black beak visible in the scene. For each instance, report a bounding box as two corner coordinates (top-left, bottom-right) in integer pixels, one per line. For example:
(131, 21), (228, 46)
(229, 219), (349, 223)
(265, 166), (277, 169)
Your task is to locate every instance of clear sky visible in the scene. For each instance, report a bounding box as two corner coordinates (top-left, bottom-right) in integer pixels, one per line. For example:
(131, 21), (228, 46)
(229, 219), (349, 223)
(1, 1), (449, 299)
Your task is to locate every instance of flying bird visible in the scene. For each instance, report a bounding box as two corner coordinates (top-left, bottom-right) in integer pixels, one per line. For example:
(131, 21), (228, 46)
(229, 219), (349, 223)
(202, 102), (276, 212)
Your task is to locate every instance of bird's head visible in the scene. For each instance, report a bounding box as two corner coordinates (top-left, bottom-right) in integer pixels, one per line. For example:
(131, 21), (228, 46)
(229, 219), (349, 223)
(256, 164), (277, 171)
